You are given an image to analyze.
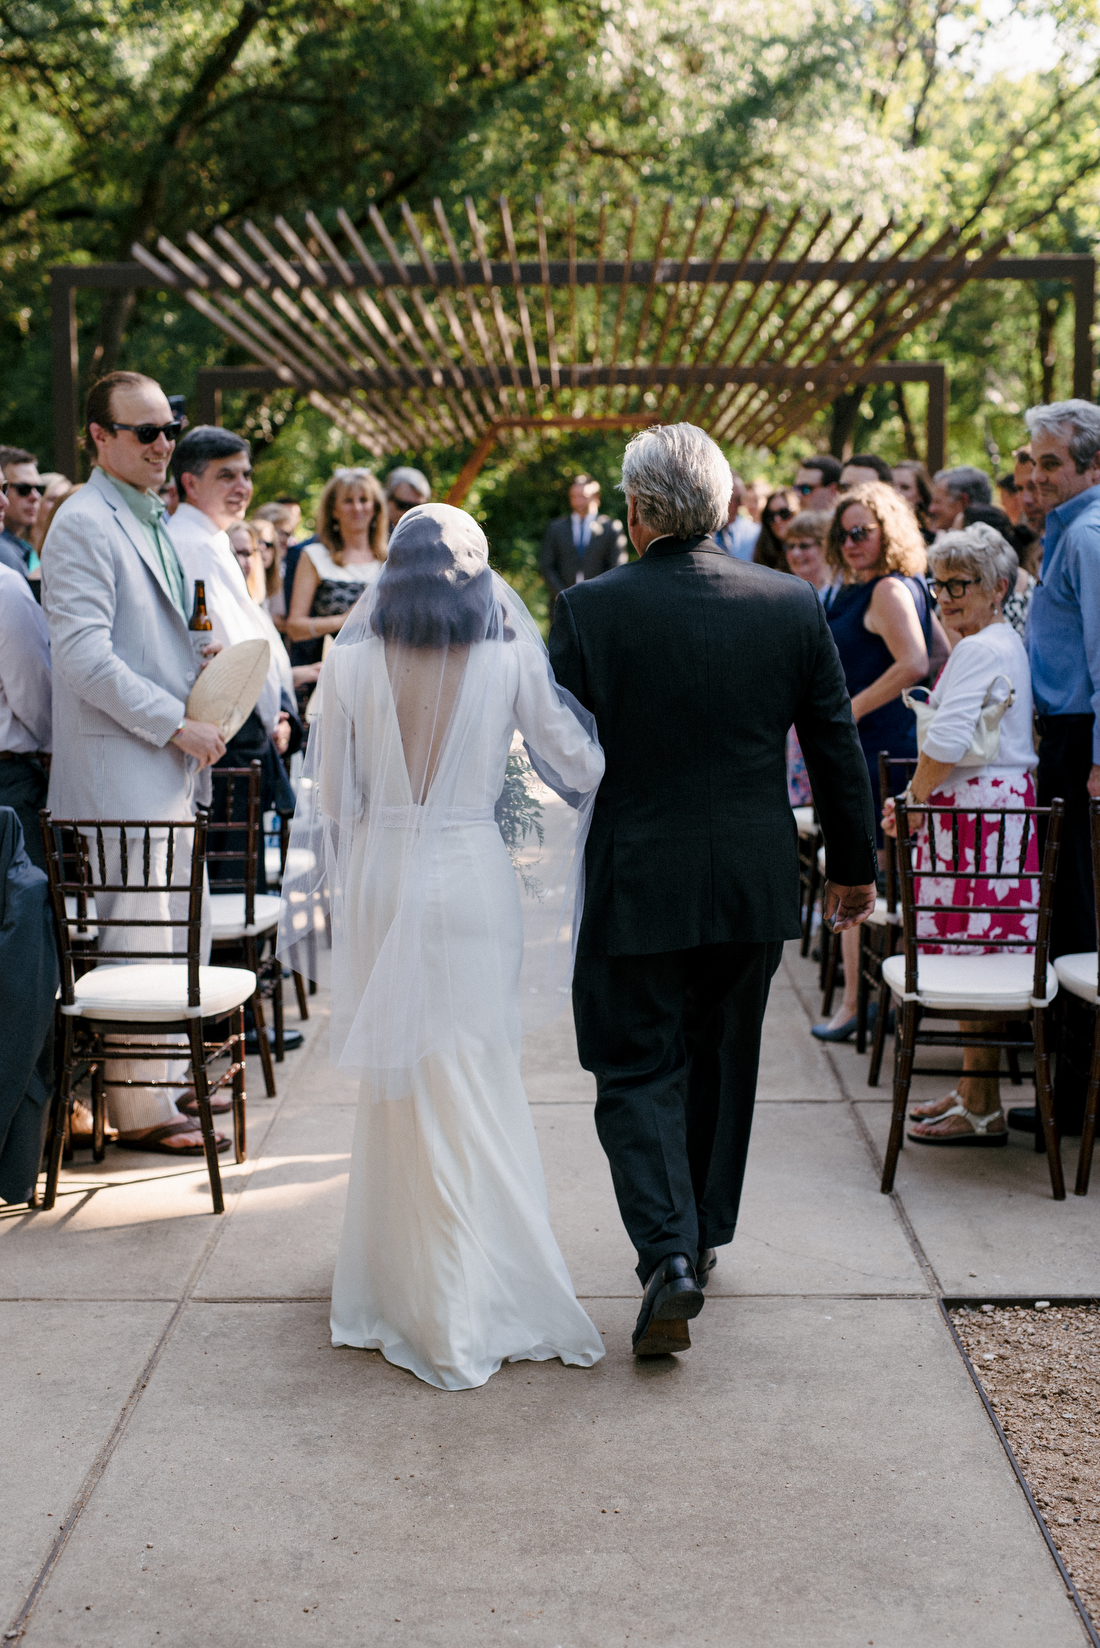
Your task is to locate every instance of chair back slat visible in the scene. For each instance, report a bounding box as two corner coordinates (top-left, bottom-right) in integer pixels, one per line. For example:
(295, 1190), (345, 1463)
(38, 810), (209, 1009)
(877, 753), (918, 918)
(895, 797), (1065, 1003)
(205, 762), (262, 927)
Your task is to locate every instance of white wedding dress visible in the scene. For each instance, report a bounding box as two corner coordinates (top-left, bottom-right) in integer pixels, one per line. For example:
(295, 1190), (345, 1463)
(282, 504), (605, 1391)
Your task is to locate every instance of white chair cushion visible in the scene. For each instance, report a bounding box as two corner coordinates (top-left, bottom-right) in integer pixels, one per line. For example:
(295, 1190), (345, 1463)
(793, 806), (817, 838)
(882, 951), (1057, 1011)
(817, 845), (826, 874)
(862, 897), (889, 926)
(209, 891), (283, 940)
(1054, 952), (1100, 1005)
(66, 963), (257, 1021)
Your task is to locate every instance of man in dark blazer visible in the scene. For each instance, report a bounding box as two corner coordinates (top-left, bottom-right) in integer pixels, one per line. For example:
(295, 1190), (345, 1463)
(540, 474), (629, 600)
(549, 424), (877, 1357)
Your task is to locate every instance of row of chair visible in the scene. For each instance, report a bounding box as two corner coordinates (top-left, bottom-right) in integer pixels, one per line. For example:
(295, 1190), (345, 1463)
(36, 764), (312, 1215)
(797, 756), (1100, 1202)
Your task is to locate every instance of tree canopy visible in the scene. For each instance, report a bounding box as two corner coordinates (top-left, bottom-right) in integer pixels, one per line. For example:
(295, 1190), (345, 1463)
(1, 0), (1098, 580)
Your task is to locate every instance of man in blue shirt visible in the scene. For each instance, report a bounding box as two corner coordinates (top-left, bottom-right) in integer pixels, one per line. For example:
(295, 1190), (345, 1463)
(1025, 398), (1100, 961)
(713, 471), (761, 561)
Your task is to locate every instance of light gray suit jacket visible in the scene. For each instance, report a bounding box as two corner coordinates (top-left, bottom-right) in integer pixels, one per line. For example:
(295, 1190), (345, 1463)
(41, 468), (203, 820)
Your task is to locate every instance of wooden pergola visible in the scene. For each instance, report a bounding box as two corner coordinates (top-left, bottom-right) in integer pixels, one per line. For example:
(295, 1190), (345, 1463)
(49, 195), (1096, 482)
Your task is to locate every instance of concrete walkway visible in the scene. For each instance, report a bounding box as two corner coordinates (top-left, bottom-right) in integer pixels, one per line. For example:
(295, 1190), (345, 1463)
(3, 941), (1095, 1646)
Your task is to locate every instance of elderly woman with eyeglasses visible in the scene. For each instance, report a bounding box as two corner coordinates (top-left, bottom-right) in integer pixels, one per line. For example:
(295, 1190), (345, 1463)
(813, 481), (932, 1040)
(880, 523), (1038, 1145)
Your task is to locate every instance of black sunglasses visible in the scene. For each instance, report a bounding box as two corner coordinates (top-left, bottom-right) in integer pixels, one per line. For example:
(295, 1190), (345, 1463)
(8, 482), (42, 497)
(840, 524), (875, 544)
(0, 482), (8, 496)
(104, 419), (182, 445)
(766, 506), (795, 523)
(390, 497), (420, 513)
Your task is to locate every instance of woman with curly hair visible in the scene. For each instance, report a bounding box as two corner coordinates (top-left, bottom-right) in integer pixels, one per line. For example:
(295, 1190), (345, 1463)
(813, 481), (932, 1041)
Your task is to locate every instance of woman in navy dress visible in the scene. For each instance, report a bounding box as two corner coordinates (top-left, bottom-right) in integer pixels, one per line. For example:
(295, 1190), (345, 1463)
(813, 481), (931, 1040)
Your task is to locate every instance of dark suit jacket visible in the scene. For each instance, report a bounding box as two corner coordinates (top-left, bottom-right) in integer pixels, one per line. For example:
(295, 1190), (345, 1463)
(548, 534), (877, 957)
(540, 514), (629, 597)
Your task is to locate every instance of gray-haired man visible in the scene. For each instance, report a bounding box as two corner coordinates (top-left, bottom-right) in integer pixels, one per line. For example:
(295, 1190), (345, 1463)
(928, 465), (993, 534)
(549, 423), (877, 1357)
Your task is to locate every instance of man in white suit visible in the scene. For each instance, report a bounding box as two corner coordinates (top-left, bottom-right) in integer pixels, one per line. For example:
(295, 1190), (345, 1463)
(42, 371), (228, 1154)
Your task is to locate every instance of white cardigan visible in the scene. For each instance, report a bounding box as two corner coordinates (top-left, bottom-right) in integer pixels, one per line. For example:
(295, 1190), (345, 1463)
(922, 620), (1036, 781)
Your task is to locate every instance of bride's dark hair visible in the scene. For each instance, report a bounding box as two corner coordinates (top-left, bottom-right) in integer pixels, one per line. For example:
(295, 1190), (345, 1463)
(371, 517), (496, 646)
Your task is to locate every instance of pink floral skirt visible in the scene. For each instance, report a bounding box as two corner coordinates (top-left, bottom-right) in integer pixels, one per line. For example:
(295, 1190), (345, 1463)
(913, 770), (1038, 955)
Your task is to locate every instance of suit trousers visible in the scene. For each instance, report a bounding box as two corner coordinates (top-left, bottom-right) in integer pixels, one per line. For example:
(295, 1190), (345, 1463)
(1037, 714), (1096, 959)
(0, 756), (48, 872)
(573, 940), (784, 1282)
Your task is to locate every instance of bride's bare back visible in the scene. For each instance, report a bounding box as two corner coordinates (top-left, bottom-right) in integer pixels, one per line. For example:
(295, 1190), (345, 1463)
(385, 641), (470, 801)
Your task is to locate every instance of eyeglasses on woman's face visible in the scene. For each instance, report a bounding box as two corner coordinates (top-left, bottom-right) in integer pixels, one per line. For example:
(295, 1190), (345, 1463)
(390, 496), (419, 514)
(766, 506), (795, 523)
(929, 576), (979, 600)
(786, 538), (822, 554)
(839, 524), (876, 545)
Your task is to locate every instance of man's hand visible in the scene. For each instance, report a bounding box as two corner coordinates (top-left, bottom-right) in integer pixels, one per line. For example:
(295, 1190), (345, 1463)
(272, 713), (292, 755)
(199, 640), (224, 668)
(171, 718), (226, 769)
(822, 880), (877, 931)
(1089, 763), (1100, 801)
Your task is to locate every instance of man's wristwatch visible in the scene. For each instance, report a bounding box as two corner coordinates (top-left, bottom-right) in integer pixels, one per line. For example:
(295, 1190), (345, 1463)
(172, 718), (187, 740)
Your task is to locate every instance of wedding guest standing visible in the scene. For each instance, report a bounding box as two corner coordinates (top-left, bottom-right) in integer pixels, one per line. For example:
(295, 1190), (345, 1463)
(713, 472), (761, 560)
(753, 487), (800, 570)
(882, 524), (1036, 1147)
(1024, 400), (1100, 962)
(782, 510), (836, 804)
(285, 468), (387, 646)
(0, 559), (51, 870)
(792, 454), (841, 511)
(540, 474), (629, 600)
(813, 481), (930, 1042)
(927, 466), (992, 534)
(42, 371), (228, 1156)
(893, 459), (934, 542)
(383, 465), (431, 527)
(0, 446), (43, 576)
(840, 453), (893, 490)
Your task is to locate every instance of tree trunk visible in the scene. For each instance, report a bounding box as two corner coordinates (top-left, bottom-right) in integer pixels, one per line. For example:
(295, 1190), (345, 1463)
(829, 385), (865, 458)
(1037, 289), (1065, 405)
(896, 383), (920, 461)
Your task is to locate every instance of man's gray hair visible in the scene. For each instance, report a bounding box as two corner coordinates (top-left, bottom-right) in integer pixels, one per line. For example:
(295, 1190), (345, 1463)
(620, 424), (730, 539)
(932, 465), (992, 506)
(929, 523), (1018, 596)
(1024, 399), (1100, 473)
(384, 465), (431, 500)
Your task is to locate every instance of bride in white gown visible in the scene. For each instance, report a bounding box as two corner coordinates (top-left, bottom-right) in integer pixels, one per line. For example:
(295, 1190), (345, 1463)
(280, 503), (606, 1390)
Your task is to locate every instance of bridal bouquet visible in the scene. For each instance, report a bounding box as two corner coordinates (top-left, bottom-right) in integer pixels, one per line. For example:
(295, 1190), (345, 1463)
(495, 751), (545, 895)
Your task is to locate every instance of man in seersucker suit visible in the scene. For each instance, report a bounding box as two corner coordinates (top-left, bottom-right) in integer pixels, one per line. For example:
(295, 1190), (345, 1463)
(41, 370), (228, 1156)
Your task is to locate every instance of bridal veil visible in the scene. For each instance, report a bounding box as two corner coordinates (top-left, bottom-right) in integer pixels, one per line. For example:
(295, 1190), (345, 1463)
(277, 502), (602, 1097)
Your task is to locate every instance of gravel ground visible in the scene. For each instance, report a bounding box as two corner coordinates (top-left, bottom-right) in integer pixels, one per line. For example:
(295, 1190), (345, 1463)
(951, 1302), (1100, 1626)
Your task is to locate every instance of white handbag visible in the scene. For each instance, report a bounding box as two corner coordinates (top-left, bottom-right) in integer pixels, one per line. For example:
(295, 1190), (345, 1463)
(902, 674), (1015, 768)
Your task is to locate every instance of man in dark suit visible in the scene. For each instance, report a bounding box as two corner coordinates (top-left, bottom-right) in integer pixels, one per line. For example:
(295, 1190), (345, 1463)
(540, 474), (629, 600)
(549, 424), (877, 1357)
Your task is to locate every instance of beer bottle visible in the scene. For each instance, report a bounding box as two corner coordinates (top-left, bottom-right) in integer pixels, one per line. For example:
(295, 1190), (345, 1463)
(189, 578), (213, 631)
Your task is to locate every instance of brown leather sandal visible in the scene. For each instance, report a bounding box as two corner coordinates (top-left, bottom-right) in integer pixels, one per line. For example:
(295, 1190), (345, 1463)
(116, 1120), (230, 1155)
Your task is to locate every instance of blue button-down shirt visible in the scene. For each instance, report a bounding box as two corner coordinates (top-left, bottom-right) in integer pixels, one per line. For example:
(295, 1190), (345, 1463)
(714, 517), (760, 561)
(1027, 481), (1100, 761)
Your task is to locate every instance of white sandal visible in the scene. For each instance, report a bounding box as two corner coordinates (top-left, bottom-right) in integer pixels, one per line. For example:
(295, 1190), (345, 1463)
(908, 1102), (1008, 1148)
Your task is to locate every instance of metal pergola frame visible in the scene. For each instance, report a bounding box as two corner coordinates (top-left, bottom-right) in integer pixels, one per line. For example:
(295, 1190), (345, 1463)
(49, 195), (1095, 480)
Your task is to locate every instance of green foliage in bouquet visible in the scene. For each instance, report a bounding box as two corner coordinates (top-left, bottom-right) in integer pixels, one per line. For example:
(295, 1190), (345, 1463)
(495, 751), (545, 897)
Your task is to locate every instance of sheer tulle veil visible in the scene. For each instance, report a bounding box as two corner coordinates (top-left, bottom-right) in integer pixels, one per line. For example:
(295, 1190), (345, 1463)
(276, 502), (603, 1097)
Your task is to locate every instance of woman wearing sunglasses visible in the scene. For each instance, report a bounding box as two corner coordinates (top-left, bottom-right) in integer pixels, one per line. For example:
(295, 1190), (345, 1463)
(752, 487), (801, 571)
(812, 481), (932, 1040)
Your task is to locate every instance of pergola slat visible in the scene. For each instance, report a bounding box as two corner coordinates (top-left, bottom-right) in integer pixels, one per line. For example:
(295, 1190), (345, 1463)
(141, 193), (1016, 464)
